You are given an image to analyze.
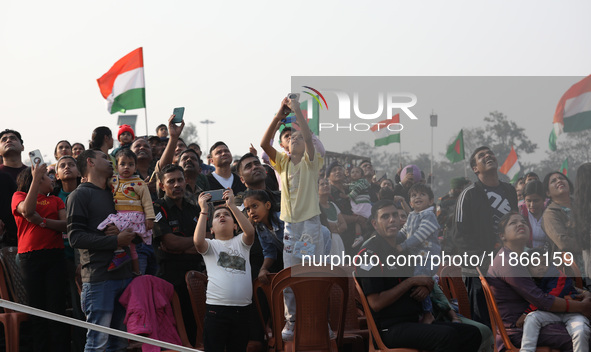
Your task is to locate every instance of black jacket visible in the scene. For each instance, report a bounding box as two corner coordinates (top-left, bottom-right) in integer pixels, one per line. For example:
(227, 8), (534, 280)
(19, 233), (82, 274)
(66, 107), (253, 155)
(450, 179), (518, 260)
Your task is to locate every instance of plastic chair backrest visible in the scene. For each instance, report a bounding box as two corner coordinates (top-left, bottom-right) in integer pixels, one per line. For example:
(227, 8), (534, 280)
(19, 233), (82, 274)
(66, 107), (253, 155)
(476, 268), (560, 352)
(352, 272), (420, 352)
(439, 265), (472, 319)
(562, 255), (584, 289)
(330, 277), (362, 331)
(271, 265), (348, 352)
(252, 273), (275, 338)
(167, 291), (194, 350)
(185, 270), (207, 348)
(476, 268), (517, 352)
(0, 247), (28, 305)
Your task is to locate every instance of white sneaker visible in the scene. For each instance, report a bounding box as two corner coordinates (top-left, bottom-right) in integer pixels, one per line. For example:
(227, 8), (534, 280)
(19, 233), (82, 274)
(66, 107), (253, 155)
(282, 322), (295, 341)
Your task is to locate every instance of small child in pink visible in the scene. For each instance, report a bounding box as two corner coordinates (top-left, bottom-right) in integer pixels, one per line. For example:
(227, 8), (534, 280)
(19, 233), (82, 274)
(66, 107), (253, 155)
(98, 148), (155, 273)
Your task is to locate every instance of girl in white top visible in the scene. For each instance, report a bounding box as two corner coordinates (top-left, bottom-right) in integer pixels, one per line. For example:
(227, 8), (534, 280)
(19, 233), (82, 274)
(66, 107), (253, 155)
(194, 188), (255, 352)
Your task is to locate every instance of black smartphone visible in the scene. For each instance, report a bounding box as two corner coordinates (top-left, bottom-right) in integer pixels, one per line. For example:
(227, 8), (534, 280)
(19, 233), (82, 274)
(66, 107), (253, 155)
(172, 107), (185, 123)
(203, 189), (225, 202)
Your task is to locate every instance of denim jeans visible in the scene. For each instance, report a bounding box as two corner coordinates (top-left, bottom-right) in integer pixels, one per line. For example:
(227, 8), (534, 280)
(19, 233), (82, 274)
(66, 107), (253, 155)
(521, 310), (590, 352)
(136, 242), (158, 275)
(282, 215), (324, 324)
(81, 278), (132, 352)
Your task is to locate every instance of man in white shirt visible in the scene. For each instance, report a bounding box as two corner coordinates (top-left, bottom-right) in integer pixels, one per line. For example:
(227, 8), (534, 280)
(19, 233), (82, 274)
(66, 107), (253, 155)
(206, 141), (246, 194)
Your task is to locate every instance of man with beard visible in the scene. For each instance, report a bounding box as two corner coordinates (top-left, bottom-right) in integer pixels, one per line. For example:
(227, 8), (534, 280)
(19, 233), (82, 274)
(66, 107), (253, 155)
(207, 141), (246, 195)
(177, 148), (209, 205)
(450, 146), (517, 326)
(152, 164), (204, 344)
(235, 153), (280, 209)
(0, 129), (25, 246)
(356, 200), (481, 352)
(68, 149), (137, 351)
(132, 116), (185, 192)
(0, 129), (27, 181)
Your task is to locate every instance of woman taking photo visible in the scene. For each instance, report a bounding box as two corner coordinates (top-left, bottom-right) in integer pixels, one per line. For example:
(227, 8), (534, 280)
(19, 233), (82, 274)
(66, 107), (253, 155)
(12, 162), (67, 351)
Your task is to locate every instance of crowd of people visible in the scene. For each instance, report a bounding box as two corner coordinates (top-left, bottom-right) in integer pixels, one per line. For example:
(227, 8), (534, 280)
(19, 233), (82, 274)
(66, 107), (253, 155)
(1, 95), (591, 352)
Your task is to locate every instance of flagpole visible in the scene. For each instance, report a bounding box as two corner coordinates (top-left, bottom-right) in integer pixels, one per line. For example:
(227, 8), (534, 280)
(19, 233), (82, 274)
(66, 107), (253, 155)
(143, 54), (148, 136)
(398, 138), (402, 168)
(463, 159), (467, 178)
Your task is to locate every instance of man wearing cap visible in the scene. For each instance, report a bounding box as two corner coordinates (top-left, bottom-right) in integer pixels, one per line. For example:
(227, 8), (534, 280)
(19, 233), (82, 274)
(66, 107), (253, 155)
(393, 164), (421, 204)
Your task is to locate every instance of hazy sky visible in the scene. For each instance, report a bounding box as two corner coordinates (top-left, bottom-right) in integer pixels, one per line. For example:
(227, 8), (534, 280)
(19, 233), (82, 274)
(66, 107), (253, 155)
(2, 0), (590, 168)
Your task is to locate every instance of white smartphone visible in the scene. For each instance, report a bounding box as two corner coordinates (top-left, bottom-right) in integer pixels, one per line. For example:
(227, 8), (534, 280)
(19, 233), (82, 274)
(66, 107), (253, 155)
(28, 149), (45, 166)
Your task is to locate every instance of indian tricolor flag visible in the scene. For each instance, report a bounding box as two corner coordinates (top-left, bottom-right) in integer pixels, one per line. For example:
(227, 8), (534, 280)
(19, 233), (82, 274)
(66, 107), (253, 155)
(372, 114), (401, 147)
(97, 48), (146, 114)
(500, 146), (521, 183)
(552, 75), (591, 137)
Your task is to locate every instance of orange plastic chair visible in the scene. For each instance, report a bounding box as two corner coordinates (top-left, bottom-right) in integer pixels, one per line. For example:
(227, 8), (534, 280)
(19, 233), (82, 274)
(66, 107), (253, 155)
(184, 270), (207, 349)
(270, 265), (348, 352)
(476, 268), (560, 352)
(162, 291), (196, 352)
(352, 273), (421, 352)
(438, 265), (472, 319)
(561, 254), (584, 289)
(0, 247), (29, 352)
(329, 278), (366, 351)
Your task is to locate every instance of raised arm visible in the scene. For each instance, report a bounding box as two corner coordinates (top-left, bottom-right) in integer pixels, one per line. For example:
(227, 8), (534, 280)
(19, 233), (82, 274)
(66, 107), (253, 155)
(157, 114), (185, 169)
(194, 192), (211, 253)
(290, 97), (315, 161)
(16, 162), (46, 219)
(224, 189), (255, 246)
(261, 98), (290, 163)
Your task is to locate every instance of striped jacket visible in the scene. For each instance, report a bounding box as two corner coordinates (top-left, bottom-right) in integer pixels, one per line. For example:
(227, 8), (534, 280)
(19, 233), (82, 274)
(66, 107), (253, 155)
(449, 180), (517, 262)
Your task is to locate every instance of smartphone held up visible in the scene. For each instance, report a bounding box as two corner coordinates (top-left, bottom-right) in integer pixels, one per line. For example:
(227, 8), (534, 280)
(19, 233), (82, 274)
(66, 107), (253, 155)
(172, 107), (185, 123)
(28, 149), (45, 166)
(282, 93), (300, 116)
